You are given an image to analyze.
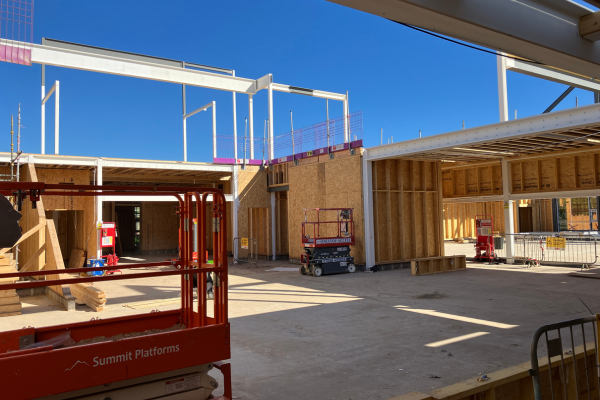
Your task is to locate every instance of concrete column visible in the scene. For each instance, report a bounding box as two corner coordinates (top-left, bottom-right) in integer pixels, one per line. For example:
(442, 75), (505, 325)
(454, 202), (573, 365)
(362, 151), (375, 269)
(502, 158), (515, 263)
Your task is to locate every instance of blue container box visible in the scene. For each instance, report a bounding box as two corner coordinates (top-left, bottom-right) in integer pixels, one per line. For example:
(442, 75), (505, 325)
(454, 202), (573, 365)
(86, 259), (105, 276)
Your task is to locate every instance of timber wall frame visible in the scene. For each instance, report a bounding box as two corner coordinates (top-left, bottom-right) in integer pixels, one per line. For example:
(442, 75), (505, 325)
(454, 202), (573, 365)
(371, 159), (444, 264)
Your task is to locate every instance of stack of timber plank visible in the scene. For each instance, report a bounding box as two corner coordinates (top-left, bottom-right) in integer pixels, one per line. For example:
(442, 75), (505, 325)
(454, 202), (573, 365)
(0, 254), (22, 317)
(69, 283), (106, 312)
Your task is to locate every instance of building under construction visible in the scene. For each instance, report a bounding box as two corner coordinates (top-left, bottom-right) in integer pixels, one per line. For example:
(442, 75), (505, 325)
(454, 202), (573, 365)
(2, 1), (600, 399)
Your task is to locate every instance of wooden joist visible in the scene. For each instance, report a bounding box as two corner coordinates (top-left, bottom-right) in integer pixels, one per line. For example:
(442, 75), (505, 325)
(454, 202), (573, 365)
(69, 283), (106, 312)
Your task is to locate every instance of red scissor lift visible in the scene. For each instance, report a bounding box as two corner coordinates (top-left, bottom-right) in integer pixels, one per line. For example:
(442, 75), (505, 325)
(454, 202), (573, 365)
(474, 214), (496, 262)
(300, 208), (356, 276)
(0, 182), (232, 400)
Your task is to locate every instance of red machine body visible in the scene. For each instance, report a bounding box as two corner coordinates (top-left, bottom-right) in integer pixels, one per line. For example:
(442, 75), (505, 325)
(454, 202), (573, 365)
(0, 183), (232, 400)
(301, 208), (355, 249)
(474, 214), (495, 262)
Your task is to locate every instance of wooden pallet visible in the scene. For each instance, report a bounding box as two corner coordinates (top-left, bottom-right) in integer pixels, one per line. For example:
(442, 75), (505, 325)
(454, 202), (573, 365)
(410, 255), (466, 276)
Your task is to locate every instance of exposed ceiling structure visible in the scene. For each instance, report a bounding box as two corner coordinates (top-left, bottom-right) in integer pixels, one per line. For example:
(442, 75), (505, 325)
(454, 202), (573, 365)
(328, 0), (600, 78)
(363, 103), (600, 163)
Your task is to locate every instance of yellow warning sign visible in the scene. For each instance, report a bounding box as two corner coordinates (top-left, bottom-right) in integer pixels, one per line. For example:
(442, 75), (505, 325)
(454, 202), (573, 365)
(547, 237), (566, 250)
(241, 238), (249, 249)
(503, 201), (509, 209)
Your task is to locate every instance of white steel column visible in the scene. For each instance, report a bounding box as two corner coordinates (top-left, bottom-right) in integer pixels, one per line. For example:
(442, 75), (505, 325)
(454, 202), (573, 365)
(41, 66), (45, 154)
(182, 84), (187, 162)
(343, 92), (349, 143)
(501, 158), (515, 263)
(268, 82), (274, 161)
(54, 81), (60, 155)
(42, 80), (59, 155)
(498, 53), (514, 263)
(233, 71), (238, 161)
(232, 165), (239, 261)
(271, 192), (276, 261)
(497, 53), (509, 122)
(248, 94), (254, 159)
(212, 101), (217, 160)
(362, 151), (375, 269)
(96, 158), (103, 259)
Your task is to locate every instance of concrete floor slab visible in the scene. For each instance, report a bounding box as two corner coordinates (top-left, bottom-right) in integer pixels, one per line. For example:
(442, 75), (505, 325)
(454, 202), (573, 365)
(1, 256), (599, 399)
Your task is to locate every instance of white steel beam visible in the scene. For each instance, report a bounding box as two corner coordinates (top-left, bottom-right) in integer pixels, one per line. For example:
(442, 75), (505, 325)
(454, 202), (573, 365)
(28, 41), (258, 94)
(362, 152), (375, 269)
(233, 71), (238, 161)
(270, 83), (347, 102)
(364, 102), (600, 162)
(0, 152), (232, 172)
(183, 101), (214, 119)
(101, 194), (234, 203)
(506, 57), (600, 93)
(328, 0), (600, 79)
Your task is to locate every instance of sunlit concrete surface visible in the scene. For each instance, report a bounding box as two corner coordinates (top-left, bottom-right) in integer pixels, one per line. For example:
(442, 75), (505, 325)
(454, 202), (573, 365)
(1, 257), (599, 399)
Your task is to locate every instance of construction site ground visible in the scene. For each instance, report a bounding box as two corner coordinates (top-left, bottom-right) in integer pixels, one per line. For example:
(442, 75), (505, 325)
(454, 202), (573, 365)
(1, 244), (599, 400)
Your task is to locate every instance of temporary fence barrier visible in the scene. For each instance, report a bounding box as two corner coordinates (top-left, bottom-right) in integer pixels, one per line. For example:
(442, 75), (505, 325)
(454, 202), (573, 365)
(233, 237), (258, 268)
(493, 232), (598, 267)
(530, 314), (600, 400)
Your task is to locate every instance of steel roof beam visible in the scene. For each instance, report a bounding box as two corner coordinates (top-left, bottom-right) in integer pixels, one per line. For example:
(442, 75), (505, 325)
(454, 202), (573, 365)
(328, 0), (600, 78)
(363, 103), (600, 162)
(22, 40), (257, 94)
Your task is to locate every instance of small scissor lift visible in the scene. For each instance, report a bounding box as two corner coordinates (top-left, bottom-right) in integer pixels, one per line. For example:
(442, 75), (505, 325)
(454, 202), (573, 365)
(0, 182), (232, 400)
(300, 208), (356, 277)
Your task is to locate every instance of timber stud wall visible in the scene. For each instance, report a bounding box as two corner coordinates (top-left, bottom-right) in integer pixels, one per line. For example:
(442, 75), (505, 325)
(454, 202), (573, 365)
(372, 159), (444, 264)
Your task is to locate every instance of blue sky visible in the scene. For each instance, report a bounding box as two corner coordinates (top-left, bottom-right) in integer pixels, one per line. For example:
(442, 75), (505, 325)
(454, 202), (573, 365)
(0, 0), (598, 162)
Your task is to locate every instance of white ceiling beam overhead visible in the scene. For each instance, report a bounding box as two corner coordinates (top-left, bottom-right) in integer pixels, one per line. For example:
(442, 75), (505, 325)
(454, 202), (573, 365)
(505, 57), (600, 92)
(364, 103), (600, 162)
(28, 41), (257, 94)
(327, 0), (600, 78)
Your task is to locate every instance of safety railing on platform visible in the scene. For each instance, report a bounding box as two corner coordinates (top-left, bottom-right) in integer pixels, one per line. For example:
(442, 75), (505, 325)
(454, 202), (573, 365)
(233, 237), (258, 268)
(530, 314), (600, 400)
(214, 112), (363, 165)
(493, 233), (598, 267)
(272, 111), (363, 161)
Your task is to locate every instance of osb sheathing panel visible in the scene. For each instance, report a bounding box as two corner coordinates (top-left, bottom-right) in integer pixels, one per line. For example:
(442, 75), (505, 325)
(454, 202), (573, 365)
(17, 164), (46, 276)
(34, 167), (97, 257)
(237, 166), (272, 255)
(288, 154), (364, 263)
(140, 202), (179, 251)
(442, 163), (504, 198)
(442, 199), (553, 239)
(372, 159), (443, 264)
(509, 151), (600, 194)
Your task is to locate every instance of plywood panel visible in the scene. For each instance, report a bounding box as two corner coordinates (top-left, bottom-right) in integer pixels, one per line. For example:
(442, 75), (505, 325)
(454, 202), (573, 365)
(373, 159), (443, 264)
(288, 153), (364, 263)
